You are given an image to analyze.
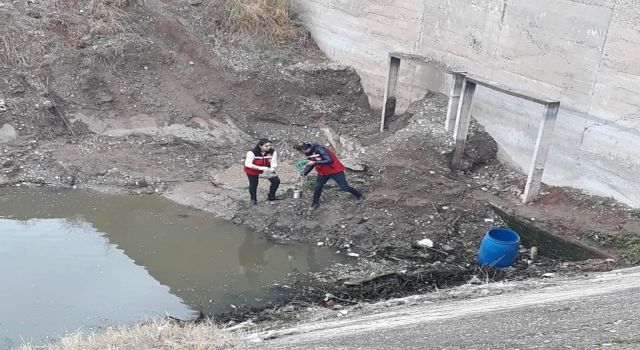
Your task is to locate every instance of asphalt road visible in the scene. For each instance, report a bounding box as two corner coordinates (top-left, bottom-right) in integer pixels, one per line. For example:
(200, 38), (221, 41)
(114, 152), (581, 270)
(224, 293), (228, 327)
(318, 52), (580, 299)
(243, 267), (640, 349)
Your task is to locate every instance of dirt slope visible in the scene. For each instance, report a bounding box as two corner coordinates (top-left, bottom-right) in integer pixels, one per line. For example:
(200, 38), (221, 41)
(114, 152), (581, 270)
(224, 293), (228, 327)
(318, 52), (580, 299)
(1, 0), (640, 311)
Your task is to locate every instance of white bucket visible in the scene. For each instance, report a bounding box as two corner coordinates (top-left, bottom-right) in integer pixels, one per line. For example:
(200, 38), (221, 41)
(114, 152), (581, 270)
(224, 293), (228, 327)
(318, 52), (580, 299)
(293, 190), (302, 199)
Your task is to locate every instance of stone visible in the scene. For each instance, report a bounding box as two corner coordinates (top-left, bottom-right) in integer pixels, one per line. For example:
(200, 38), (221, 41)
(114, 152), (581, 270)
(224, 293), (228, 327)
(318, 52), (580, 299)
(442, 244), (454, 252)
(188, 0), (202, 5)
(321, 126), (366, 171)
(468, 275), (483, 284)
(417, 238), (434, 248)
(0, 124), (17, 143)
(0, 99), (6, 112)
(342, 158), (366, 172)
(530, 246), (539, 260)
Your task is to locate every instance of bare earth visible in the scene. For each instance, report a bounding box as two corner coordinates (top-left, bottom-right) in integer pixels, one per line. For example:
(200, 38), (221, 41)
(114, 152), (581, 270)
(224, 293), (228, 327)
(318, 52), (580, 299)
(1, 0), (640, 316)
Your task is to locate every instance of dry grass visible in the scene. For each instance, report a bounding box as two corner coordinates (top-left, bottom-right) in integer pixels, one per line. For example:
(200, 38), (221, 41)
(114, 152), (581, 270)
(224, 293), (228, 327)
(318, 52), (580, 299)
(55, 0), (132, 36)
(18, 319), (238, 350)
(224, 0), (308, 43)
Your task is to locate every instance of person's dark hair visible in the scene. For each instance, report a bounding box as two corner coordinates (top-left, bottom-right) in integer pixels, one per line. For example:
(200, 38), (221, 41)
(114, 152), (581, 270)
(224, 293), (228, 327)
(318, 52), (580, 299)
(294, 143), (311, 152)
(254, 138), (272, 154)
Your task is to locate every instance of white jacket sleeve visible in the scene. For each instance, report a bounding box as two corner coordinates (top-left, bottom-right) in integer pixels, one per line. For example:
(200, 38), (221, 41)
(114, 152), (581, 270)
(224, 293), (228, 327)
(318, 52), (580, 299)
(244, 151), (261, 170)
(270, 151), (278, 169)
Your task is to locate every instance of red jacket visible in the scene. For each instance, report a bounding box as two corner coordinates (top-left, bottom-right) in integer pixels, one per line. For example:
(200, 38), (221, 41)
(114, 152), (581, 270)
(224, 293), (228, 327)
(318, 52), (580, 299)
(302, 144), (345, 176)
(244, 149), (275, 176)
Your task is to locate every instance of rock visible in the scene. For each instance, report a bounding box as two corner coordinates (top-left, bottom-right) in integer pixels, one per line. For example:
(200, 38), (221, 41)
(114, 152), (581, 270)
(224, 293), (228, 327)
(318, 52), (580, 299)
(530, 246), (539, 260)
(0, 124), (17, 143)
(342, 158), (366, 172)
(417, 238), (434, 248)
(541, 273), (556, 278)
(468, 275), (483, 284)
(332, 304), (344, 310)
(442, 244), (455, 252)
(347, 252), (360, 257)
(321, 126), (366, 171)
(0, 99), (6, 112)
(188, 0), (202, 5)
(280, 305), (296, 312)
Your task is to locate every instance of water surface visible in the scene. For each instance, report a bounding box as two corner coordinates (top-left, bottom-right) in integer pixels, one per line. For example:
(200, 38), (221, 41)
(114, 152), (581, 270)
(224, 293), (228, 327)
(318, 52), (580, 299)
(0, 187), (339, 349)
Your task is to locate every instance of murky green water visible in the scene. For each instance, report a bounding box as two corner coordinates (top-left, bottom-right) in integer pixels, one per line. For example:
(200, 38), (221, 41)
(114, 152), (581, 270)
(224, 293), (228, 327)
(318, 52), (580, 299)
(0, 187), (340, 349)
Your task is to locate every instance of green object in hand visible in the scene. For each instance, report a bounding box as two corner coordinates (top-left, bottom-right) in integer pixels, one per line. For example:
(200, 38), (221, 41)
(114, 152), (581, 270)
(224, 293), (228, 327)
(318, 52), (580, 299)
(294, 159), (314, 188)
(294, 160), (309, 172)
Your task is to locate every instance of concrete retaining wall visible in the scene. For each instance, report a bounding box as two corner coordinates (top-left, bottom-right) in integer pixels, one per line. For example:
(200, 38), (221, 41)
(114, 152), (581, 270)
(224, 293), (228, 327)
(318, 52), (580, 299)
(296, 0), (640, 207)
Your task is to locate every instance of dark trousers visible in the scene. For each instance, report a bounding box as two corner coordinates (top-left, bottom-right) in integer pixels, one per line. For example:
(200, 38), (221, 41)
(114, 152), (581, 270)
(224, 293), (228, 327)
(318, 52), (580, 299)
(247, 174), (280, 201)
(312, 171), (361, 205)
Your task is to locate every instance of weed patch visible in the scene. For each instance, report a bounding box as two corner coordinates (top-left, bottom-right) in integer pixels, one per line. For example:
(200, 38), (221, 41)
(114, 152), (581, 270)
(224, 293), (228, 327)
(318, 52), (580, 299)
(223, 0), (309, 43)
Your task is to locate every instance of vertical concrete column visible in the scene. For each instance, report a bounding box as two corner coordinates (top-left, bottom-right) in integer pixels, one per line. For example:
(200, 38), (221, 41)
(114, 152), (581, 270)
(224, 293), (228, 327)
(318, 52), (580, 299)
(379, 55), (401, 132)
(451, 79), (477, 169)
(445, 73), (465, 132)
(523, 102), (560, 203)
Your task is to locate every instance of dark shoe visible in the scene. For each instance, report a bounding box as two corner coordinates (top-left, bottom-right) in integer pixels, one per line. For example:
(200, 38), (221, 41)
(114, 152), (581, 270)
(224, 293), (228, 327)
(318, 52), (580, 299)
(250, 200), (257, 205)
(267, 195), (285, 201)
(308, 203), (319, 212)
(355, 195), (364, 204)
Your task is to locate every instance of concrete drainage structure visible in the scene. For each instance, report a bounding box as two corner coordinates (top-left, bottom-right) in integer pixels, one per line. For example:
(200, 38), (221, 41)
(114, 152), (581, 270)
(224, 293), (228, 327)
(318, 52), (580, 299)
(379, 52), (561, 203)
(295, 0), (640, 207)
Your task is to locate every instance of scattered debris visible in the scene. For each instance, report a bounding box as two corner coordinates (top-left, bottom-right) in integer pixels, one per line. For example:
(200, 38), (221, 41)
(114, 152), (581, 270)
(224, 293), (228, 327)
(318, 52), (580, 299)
(417, 239), (434, 248)
(530, 246), (539, 260)
(0, 124), (17, 143)
(467, 275), (483, 284)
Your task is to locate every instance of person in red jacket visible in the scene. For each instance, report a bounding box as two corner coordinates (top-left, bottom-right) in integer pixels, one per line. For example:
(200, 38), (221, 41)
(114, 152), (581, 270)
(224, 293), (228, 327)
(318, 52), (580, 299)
(294, 142), (363, 210)
(244, 139), (283, 205)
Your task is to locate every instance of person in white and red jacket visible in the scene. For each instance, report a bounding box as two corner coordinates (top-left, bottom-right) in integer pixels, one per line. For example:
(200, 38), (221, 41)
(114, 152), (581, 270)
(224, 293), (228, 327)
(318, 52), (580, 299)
(244, 139), (284, 205)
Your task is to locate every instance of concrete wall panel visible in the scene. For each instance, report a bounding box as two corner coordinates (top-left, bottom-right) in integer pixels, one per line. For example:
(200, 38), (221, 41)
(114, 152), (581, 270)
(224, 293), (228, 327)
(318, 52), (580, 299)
(296, 0), (640, 206)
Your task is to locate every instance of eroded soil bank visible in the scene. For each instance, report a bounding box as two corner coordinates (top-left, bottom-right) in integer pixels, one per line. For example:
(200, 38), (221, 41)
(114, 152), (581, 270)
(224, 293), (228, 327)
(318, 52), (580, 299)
(2, 0), (640, 325)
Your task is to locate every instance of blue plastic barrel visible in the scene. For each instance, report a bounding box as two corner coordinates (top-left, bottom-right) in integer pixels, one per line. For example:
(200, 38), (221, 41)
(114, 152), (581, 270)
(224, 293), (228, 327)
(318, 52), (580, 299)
(477, 228), (520, 268)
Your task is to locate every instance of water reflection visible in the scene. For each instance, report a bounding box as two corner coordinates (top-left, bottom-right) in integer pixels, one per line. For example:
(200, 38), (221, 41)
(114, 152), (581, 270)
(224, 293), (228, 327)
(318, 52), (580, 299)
(0, 187), (342, 348)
